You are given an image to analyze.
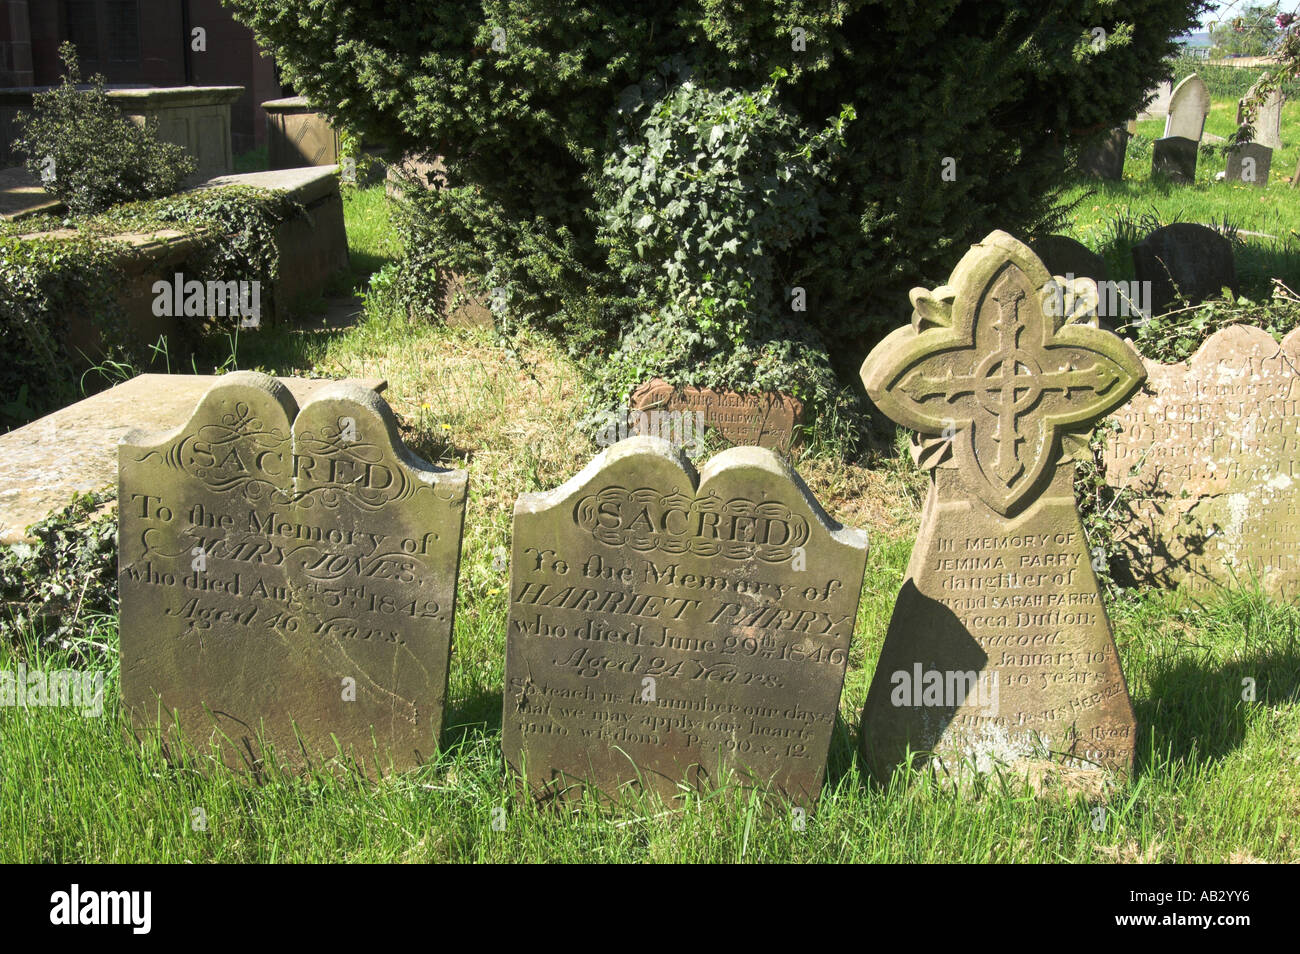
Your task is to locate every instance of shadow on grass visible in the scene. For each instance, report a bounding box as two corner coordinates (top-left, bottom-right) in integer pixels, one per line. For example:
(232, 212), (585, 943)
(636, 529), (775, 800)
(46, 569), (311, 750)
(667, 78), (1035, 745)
(443, 685), (503, 751)
(1136, 594), (1300, 771)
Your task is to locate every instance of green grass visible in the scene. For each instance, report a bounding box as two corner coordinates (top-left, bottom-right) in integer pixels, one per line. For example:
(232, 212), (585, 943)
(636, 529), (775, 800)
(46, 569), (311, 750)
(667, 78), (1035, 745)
(4, 298), (1298, 862)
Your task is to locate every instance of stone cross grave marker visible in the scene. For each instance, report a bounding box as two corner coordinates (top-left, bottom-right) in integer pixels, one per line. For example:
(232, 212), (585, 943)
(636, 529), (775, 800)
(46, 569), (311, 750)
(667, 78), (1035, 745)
(1164, 74), (1210, 142)
(119, 371), (468, 775)
(502, 436), (868, 805)
(1238, 78), (1285, 151)
(857, 231), (1145, 780)
(1101, 325), (1300, 599)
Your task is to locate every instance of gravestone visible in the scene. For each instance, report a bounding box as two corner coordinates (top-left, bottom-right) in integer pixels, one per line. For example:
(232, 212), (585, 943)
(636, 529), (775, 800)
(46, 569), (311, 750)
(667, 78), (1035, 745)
(501, 436), (868, 805)
(1132, 223), (1237, 316)
(1136, 80), (1173, 121)
(1225, 141), (1272, 186)
(1030, 235), (1109, 288)
(1030, 235), (1118, 331)
(858, 231), (1145, 780)
(1164, 75), (1210, 142)
(1100, 325), (1300, 599)
(1, 374), (385, 545)
(1152, 136), (1198, 183)
(119, 371), (468, 774)
(629, 379), (805, 454)
(1078, 126), (1129, 180)
(1238, 79), (1285, 151)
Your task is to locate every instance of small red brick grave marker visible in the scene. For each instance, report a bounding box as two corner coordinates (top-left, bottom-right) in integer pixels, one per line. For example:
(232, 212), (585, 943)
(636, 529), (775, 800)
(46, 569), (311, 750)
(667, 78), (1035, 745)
(629, 379), (804, 454)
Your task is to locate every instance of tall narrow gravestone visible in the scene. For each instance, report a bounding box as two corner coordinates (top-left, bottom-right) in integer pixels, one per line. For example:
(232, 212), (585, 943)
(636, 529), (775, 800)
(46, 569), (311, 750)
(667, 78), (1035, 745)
(858, 232), (1145, 780)
(119, 371), (468, 774)
(1164, 75), (1210, 143)
(502, 436), (868, 805)
(1136, 80), (1173, 122)
(1238, 78), (1285, 151)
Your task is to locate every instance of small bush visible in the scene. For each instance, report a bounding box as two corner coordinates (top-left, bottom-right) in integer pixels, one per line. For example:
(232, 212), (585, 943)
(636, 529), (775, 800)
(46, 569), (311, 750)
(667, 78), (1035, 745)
(588, 70), (857, 443)
(0, 490), (118, 662)
(13, 43), (196, 215)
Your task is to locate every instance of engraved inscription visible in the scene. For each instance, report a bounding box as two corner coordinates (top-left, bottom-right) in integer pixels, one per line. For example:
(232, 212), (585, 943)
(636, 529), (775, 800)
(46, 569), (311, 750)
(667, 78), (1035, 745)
(502, 438), (867, 805)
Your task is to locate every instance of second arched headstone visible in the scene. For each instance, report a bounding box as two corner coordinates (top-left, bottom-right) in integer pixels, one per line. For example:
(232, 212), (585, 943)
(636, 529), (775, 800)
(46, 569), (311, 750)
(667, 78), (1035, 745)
(502, 436), (868, 805)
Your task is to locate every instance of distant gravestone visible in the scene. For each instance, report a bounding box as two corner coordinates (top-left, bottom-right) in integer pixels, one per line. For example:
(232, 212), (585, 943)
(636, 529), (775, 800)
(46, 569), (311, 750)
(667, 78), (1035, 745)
(1136, 80), (1174, 121)
(1031, 235), (1109, 288)
(1238, 79), (1285, 151)
(1164, 75), (1211, 142)
(1225, 141), (1272, 186)
(1152, 135), (1198, 183)
(1078, 126), (1129, 180)
(1101, 325), (1300, 600)
(1132, 223), (1237, 316)
(119, 371), (468, 774)
(629, 379), (805, 454)
(1031, 235), (1116, 330)
(501, 436), (868, 805)
(858, 231), (1145, 780)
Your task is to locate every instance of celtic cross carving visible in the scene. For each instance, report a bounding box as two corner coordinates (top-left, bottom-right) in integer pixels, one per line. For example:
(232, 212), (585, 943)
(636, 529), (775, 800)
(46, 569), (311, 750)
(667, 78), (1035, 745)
(862, 231), (1146, 515)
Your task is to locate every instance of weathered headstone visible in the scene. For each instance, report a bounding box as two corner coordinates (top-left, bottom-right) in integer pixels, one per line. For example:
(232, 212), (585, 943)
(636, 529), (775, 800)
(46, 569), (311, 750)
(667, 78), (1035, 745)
(1132, 223), (1237, 316)
(858, 231), (1145, 780)
(1101, 325), (1300, 599)
(119, 371), (468, 774)
(1164, 75), (1210, 142)
(1151, 135), (1198, 183)
(1078, 126), (1129, 180)
(629, 379), (805, 454)
(1031, 235), (1110, 288)
(502, 436), (868, 804)
(1238, 78), (1285, 151)
(1225, 141), (1272, 186)
(1031, 235), (1122, 331)
(1136, 80), (1174, 121)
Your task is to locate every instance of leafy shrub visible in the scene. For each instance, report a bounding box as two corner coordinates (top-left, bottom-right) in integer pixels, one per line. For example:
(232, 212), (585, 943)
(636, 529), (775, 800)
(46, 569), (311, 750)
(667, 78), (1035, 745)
(1130, 282), (1300, 361)
(230, 0), (1202, 441)
(0, 490), (118, 661)
(13, 43), (196, 215)
(589, 70), (855, 430)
